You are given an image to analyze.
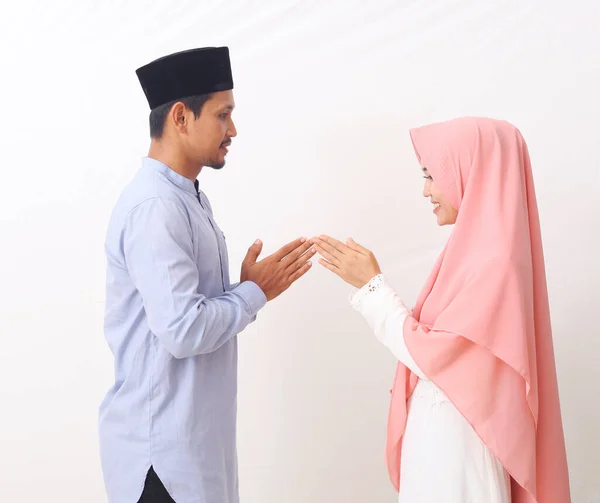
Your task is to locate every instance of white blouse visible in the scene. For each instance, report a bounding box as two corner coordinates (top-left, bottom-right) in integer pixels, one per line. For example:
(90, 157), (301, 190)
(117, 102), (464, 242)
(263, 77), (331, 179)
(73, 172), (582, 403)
(350, 274), (511, 503)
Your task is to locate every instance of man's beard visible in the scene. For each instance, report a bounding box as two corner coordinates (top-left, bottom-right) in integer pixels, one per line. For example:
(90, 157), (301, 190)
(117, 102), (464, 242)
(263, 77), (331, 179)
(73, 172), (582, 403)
(203, 143), (229, 170)
(198, 154), (226, 170)
(206, 159), (226, 170)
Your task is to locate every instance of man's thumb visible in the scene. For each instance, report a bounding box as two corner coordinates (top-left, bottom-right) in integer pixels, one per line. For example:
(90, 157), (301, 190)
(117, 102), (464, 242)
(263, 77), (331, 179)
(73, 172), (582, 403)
(244, 239), (263, 264)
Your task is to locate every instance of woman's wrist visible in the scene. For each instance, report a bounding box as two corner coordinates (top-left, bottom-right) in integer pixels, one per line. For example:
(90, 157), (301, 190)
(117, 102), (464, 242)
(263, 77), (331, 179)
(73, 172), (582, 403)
(356, 268), (383, 289)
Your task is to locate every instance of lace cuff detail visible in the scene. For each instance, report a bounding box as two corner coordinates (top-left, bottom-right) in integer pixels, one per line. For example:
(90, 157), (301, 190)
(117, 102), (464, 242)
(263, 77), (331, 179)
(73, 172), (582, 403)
(350, 274), (385, 311)
(364, 273), (384, 293)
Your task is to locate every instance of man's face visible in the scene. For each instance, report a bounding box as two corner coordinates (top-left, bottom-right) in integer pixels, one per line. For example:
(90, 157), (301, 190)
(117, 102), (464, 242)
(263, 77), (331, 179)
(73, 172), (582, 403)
(182, 90), (237, 169)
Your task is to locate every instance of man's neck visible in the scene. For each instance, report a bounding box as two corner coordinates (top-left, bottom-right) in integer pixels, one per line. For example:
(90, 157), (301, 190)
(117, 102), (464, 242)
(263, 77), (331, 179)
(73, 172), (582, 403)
(148, 140), (202, 182)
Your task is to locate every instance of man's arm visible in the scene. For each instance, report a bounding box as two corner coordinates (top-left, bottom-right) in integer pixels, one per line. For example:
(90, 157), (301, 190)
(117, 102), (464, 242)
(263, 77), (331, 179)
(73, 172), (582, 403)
(123, 198), (267, 358)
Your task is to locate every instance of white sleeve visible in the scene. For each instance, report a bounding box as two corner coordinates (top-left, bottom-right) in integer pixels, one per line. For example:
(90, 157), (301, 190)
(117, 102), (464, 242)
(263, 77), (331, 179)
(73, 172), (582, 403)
(350, 274), (428, 380)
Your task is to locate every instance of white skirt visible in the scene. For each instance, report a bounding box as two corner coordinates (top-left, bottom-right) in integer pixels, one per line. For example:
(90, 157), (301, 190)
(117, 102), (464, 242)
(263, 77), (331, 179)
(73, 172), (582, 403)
(398, 379), (511, 503)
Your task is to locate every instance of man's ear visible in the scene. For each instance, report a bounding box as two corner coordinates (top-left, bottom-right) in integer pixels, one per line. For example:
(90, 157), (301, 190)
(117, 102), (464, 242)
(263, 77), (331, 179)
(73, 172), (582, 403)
(169, 102), (187, 132)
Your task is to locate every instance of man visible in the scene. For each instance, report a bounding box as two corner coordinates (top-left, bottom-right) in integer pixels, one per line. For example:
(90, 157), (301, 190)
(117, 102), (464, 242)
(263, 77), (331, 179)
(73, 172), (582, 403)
(99, 47), (314, 503)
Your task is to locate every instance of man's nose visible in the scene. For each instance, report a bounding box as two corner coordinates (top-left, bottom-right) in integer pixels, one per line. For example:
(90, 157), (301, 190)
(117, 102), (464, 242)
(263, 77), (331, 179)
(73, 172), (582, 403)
(229, 119), (238, 138)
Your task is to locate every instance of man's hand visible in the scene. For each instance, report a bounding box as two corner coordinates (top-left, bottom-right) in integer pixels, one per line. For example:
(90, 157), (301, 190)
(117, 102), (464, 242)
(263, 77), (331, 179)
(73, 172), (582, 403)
(241, 238), (315, 301)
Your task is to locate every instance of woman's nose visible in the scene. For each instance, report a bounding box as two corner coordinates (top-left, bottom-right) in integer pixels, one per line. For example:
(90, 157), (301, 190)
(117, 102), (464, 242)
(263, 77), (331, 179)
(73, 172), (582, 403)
(423, 181), (431, 198)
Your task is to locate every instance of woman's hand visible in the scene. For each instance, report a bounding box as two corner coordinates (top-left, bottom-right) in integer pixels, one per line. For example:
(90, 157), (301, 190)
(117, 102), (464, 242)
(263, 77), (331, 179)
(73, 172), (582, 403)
(310, 235), (381, 289)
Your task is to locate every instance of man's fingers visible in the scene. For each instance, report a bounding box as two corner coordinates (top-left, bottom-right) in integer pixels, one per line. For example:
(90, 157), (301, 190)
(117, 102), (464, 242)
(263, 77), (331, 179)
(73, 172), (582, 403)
(286, 247), (317, 273)
(289, 260), (313, 283)
(243, 239), (263, 265)
(280, 240), (313, 265)
(271, 237), (307, 262)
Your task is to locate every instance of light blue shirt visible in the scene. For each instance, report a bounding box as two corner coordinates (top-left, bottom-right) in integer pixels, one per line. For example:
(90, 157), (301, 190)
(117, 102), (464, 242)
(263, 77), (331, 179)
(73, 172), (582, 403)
(99, 157), (267, 503)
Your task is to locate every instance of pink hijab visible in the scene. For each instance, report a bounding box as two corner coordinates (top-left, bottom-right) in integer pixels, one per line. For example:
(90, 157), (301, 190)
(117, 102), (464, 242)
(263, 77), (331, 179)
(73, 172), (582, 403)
(386, 117), (571, 502)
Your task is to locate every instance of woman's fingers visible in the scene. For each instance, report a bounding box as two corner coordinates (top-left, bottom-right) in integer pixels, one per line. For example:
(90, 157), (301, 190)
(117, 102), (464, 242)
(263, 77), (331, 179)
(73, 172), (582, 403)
(318, 258), (342, 276)
(346, 237), (370, 255)
(311, 237), (344, 261)
(312, 242), (341, 266)
(313, 235), (348, 254)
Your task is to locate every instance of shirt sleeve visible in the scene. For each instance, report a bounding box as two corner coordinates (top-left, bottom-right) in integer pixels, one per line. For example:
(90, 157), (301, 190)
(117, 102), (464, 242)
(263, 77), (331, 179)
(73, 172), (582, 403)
(123, 198), (267, 358)
(349, 274), (428, 380)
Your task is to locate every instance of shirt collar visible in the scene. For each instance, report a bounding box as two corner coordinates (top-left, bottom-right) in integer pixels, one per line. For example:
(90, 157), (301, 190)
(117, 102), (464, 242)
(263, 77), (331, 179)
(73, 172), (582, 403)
(142, 157), (198, 195)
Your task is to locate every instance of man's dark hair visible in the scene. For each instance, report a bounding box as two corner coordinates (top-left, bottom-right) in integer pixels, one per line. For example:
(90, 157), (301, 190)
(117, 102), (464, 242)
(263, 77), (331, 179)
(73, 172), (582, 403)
(149, 93), (213, 139)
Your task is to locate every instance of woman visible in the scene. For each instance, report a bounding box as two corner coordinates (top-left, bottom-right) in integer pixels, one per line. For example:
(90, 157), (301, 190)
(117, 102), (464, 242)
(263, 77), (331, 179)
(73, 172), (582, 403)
(311, 117), (570, 502)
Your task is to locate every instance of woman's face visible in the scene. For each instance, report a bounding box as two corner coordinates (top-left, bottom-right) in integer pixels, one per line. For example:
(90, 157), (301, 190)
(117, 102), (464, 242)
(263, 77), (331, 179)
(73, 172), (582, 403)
(422, 168), (458, 226)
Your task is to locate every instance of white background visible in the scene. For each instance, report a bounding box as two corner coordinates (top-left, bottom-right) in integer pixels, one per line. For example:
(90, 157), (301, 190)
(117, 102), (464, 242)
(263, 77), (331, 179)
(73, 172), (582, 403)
(1, 1), (599, 501)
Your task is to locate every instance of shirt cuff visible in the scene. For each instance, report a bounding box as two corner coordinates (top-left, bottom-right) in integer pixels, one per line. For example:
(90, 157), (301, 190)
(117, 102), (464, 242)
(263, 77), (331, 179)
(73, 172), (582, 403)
(350, 274), (411, 323)
(349, 273), (386, 311)
(233, 281), (268, 316)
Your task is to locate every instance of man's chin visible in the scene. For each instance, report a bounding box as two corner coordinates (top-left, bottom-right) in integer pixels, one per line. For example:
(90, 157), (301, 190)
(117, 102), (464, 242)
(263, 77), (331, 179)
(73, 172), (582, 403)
(207, 160), (226, 170)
